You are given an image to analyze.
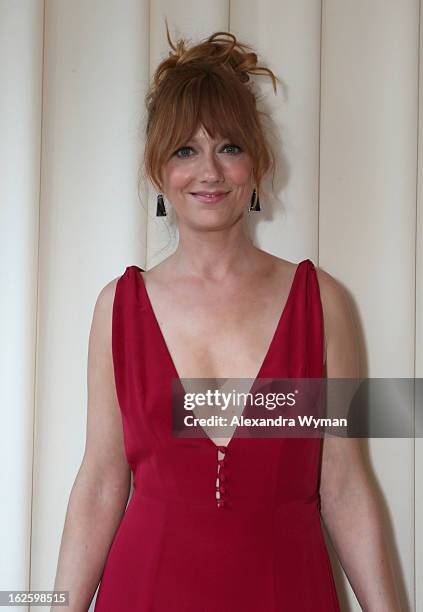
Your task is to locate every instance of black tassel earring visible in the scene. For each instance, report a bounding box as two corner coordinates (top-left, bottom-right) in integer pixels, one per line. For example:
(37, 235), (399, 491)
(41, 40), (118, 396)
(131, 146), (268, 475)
(249, 188), (260, 212)
(156, 193), (167, 216)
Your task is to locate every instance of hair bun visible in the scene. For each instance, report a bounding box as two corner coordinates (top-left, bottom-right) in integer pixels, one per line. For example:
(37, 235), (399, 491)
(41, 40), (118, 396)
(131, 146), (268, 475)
(153, 20), (278, 93)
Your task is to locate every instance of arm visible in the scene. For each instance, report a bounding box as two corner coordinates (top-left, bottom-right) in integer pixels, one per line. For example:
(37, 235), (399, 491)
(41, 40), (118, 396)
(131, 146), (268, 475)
(51, 278), (131, 612)
(317, 269), (401, 612)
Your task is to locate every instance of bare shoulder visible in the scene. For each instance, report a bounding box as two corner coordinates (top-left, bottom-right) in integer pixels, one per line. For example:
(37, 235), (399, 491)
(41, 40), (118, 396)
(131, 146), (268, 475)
(86, 276), (121, 363)
(313, 266), (358, 373)
(95, 275), (121, 313)
(84, 277), (121, 364)
(257, 253), (351, 319)
(313, 266), (345, 332)
(314, 264), (350, 320)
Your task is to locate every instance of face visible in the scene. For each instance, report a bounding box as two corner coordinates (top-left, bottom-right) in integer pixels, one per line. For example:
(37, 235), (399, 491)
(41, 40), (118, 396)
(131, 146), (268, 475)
(159, 125), (255, 228)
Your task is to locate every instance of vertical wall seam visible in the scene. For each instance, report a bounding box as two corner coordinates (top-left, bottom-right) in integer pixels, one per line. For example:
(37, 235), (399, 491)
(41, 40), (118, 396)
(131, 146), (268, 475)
(317, 0), (323, 269)
(29, 0), (46, 597)
(414, 1), (422, 609)
(146, 0), (151, 267)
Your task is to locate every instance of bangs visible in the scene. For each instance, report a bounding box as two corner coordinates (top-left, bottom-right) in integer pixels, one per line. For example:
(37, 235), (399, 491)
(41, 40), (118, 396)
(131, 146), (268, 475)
(175, 73), (251, 149)
(159, 68), (256, 164)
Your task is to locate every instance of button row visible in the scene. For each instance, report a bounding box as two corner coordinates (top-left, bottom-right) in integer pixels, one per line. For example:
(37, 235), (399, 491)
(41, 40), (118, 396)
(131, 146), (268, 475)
(216, 446), (228, 508)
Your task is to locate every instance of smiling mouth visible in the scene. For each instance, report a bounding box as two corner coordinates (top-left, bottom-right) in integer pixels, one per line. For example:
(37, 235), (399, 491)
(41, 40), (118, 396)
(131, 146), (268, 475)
(190, 192), (230, 202)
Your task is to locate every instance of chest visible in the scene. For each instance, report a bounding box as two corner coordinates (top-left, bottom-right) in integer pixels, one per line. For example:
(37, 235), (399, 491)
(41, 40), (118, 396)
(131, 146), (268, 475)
(144, 279), (294, 382)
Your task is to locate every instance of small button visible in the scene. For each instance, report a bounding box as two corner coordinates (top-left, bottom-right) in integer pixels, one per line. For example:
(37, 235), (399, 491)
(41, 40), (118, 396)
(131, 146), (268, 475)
(217, 500), (226, 508)
(218, 486), (226, 494)
(218, 459), (226, 467)
(217, 445), (227, 454)
(219, 473), (226, 482)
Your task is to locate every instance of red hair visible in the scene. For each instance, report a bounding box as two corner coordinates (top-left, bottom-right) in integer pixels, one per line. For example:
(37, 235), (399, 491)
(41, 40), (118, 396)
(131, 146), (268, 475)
(140, 20), (280, 199)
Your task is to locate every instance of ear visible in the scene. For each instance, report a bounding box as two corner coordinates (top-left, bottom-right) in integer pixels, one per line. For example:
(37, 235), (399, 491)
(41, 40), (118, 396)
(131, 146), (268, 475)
(154, 177), (164, 193)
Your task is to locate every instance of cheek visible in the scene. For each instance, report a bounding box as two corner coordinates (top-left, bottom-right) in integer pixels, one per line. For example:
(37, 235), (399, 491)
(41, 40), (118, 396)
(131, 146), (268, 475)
(162, 165), (191, 190)
(223, 159), (253, 186)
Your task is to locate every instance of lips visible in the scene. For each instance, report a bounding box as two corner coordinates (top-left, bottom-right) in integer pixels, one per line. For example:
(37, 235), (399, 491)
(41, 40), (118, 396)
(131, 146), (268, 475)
(190, 191), (229, 203)
(192, 191), (228, 196)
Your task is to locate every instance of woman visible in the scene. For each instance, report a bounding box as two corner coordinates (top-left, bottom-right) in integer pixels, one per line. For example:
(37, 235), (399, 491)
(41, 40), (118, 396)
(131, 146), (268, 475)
(52, 24), (401, 611)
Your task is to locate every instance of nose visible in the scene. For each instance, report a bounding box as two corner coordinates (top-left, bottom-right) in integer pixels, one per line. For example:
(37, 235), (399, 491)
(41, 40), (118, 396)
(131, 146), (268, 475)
(200, 152), (225, 183)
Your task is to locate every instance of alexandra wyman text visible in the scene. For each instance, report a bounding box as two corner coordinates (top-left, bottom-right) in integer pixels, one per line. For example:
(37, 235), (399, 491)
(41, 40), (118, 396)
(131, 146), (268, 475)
(184, 415), (348, 429)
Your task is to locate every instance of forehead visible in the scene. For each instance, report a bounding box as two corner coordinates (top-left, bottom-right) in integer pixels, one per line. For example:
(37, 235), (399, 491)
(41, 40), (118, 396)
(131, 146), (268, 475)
(189, 125), (223, 143)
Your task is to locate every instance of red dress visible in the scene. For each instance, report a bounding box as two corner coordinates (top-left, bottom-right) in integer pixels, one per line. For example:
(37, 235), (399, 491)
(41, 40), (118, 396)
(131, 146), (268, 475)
(94, 258), (340, 611)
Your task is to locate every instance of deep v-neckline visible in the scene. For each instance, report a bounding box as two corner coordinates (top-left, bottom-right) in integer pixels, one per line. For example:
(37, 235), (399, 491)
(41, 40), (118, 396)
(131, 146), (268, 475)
(136, 261), (304, 450)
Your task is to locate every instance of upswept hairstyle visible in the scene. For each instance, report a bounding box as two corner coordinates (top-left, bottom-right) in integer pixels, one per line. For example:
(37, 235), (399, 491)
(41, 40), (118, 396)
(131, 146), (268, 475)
(141, 20), (280, 200)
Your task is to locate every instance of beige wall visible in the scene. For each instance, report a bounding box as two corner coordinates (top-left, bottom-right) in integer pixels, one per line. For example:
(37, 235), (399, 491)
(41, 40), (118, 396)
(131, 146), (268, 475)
(0, 1), (420, 610)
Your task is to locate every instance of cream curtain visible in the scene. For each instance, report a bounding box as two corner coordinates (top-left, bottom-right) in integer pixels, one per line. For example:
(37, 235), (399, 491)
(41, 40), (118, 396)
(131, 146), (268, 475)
(0, 1), (421, 610)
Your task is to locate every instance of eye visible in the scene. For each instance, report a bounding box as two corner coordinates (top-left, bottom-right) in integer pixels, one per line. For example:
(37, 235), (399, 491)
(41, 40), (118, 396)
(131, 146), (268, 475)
(172, 143), (242, 159)
(222, 144), (242, 154)
(174, 146), (194, 158)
